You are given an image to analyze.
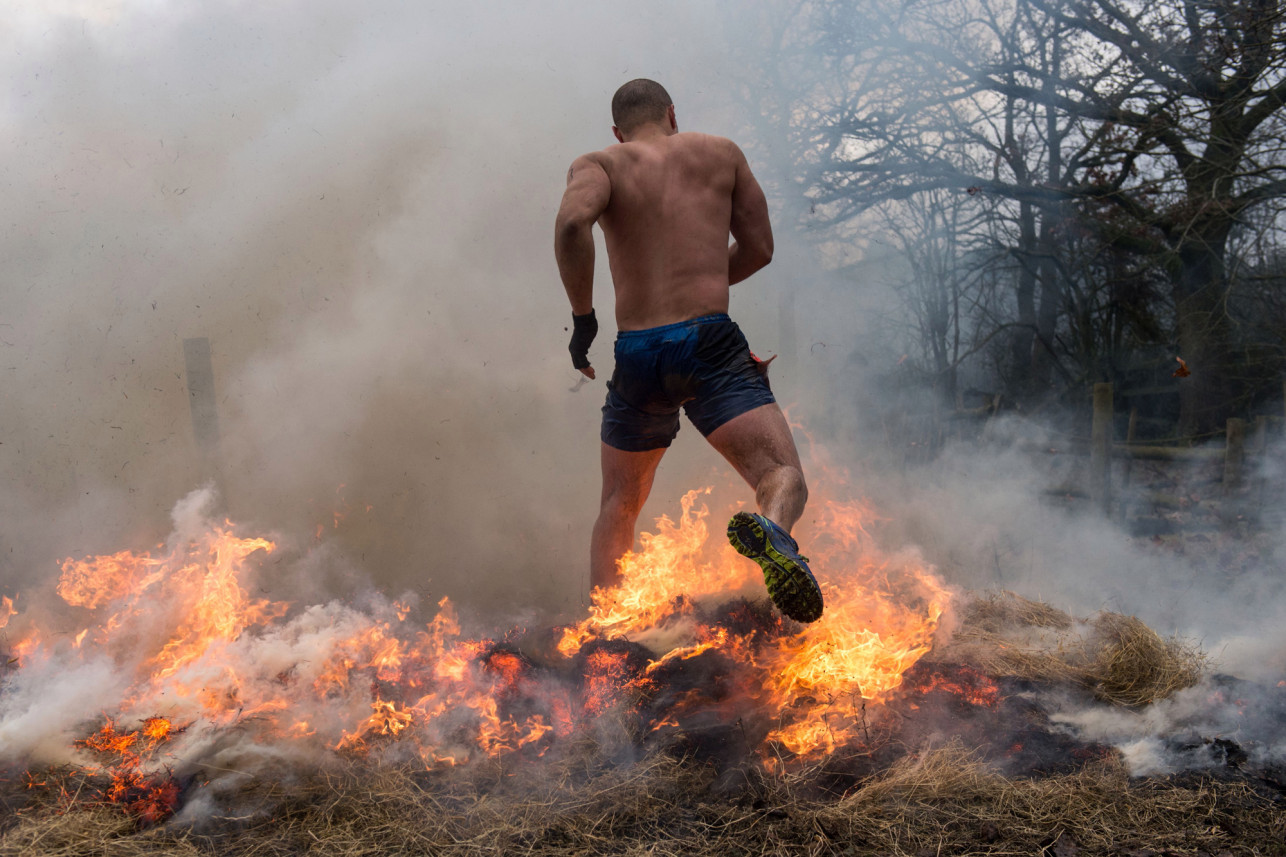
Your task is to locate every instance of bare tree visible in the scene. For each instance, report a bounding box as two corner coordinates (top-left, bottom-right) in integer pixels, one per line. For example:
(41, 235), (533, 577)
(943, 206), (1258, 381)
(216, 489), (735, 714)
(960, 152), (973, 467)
(876, 189), (990, 406)
(768, 0), (1286, 436)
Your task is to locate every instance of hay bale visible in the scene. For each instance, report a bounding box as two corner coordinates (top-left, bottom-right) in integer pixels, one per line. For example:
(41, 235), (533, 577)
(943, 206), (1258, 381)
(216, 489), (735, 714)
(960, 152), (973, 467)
(1089, 613), (1206, 707)
(940, 592), (1206, 707)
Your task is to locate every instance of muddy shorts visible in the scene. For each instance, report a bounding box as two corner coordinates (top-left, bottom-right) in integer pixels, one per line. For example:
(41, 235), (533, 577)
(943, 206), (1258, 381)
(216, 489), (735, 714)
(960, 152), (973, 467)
(601, 313), (776, 452)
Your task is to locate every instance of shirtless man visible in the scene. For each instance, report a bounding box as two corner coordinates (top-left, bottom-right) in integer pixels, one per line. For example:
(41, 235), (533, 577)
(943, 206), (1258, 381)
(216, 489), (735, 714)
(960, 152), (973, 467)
(554, 79), (823, 623)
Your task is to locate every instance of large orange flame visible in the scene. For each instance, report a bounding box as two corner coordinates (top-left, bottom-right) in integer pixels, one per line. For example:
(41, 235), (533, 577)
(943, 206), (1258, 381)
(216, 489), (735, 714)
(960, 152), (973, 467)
(6, 481), (952, 818)
(558, 489), (756, 656)
(558, 488), (951, 757)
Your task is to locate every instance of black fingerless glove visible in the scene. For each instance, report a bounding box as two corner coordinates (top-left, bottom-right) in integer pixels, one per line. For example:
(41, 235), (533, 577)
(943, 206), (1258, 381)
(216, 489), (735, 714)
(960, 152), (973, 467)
(568, 309), (598, 370)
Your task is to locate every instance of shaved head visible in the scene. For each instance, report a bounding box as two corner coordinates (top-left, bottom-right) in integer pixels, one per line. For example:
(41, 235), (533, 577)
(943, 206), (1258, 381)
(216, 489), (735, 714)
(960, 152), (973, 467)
(611, 79), (673, 134)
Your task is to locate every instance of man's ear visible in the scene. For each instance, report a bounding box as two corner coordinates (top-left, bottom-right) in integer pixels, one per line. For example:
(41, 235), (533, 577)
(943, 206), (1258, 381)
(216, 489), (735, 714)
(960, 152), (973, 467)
(612, 125), (624, 143)
(667, 104), (677, 132)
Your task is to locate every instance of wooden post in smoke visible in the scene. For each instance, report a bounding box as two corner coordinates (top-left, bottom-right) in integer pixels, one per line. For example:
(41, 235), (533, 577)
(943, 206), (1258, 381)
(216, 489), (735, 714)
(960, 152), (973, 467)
(1224, 418), (1245, 493)
(1090, 383), (1113, 513)
(183, 338), (223, 489)
(1253, 415), (1269, 509)
(1121, 406), (1139, 490)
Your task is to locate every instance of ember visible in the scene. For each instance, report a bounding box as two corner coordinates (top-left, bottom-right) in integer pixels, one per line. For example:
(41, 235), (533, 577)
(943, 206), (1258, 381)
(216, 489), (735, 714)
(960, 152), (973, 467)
(69, 716), (184, 823)
(903, 663), (1001, 708)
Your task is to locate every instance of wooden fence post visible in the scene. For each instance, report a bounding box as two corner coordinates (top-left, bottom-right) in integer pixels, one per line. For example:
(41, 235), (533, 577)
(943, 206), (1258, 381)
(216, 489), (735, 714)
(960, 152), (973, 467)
(1122, 406), (1139, 490)
(1091, 383), (1113, 512)
(1254, 415), (1269, 507)
(183, 338), (220, 452)
(1253, 415), (1269, 453)
(1224, 418), (1246, 492)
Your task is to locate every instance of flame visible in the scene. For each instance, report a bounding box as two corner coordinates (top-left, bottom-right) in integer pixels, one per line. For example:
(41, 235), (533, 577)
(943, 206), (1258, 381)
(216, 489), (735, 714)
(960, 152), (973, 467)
(582, 648), (656, 716)
(9, 480), (954, 821)
(558, 489), (754, 656)
(753, 500), (952, 753)
(556, 488), (951, 758)
(56, 521), (282, 685)
(337, 699), (415, 749)
(72, 716), (181, 822)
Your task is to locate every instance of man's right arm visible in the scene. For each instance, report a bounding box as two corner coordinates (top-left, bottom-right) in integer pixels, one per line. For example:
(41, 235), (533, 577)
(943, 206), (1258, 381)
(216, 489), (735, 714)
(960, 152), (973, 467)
(727, 143), (773, 286)
(555, 154), (611, 377)
(555, 155), (611, 314)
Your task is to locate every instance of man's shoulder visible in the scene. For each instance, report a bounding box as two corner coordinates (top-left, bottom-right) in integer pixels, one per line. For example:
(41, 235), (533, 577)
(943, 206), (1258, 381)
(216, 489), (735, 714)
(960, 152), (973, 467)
(594, 134), (740, 154)
(673, 132), (740, 151)
(572, 150), (612, 167)
(672, 134), (747, 170)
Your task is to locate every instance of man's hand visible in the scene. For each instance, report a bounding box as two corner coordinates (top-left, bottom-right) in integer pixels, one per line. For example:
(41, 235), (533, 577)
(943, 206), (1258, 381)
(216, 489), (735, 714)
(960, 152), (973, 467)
(569, 309), (598, 379)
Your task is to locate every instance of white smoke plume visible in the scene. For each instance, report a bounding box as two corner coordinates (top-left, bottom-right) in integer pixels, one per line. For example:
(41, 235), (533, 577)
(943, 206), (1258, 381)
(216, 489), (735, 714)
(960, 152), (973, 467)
(0, 0), (768, 618)
(1, 0), (1283, 783)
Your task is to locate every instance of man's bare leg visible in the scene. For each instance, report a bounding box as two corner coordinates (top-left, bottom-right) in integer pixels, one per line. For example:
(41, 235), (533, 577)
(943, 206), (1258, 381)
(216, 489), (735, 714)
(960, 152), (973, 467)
(590, 442), (667, 591)
(705, 403), (807, 531)
(708, 402), (822, 622)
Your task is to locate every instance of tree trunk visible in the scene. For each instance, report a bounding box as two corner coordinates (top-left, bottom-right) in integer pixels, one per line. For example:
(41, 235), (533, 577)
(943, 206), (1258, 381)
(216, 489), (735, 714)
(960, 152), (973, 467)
(1031, 209), (1061, 391)
(1011, 201), (1039, 399)
(1173, 222), (1238, 438)
(1031, 37), (1064, 395)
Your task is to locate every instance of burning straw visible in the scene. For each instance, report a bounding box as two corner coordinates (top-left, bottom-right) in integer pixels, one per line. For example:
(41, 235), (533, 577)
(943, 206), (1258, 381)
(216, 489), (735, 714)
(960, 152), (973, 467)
(2, 489), (1270, 855)
(0, 484), (953, 818)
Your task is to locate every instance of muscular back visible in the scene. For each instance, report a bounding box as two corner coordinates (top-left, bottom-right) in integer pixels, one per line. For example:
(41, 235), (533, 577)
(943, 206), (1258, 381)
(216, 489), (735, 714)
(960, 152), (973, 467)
(558, 132), (773, 332)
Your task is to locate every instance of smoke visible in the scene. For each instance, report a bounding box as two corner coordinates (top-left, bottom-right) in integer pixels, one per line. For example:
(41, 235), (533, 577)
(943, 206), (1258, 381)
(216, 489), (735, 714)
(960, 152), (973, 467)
(2, 0), (1283, 782)
(0, 0), (766, 618)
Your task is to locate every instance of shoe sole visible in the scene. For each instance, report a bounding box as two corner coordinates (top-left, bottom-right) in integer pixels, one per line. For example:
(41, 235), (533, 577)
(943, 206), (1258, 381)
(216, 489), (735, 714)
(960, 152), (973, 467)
(727, 512), (824, 623)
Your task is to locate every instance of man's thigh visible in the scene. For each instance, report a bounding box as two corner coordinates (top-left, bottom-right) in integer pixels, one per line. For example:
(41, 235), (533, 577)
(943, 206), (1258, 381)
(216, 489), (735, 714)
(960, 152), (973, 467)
(704, 403), (802, 488)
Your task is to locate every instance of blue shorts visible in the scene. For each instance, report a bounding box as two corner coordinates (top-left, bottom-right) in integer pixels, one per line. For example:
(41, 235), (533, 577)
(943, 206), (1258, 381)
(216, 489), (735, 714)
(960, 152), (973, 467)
(601, 314), (776, 452)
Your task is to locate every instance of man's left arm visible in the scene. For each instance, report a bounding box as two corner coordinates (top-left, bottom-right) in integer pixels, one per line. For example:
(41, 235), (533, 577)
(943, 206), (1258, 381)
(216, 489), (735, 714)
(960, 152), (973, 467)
(727, 142), (773, 286)
(555, 155), (611, 378)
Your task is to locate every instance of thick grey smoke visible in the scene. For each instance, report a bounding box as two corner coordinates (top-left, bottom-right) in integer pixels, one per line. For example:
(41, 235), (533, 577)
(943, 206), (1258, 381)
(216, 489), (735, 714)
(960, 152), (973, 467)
(0, 0), (776, 618)
(2, 0), (1282, 778)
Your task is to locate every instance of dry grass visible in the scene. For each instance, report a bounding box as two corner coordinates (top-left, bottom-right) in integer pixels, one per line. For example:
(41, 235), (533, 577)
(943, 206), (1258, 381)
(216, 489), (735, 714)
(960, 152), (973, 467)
(941, 591), (1208, 706)
(0, 595), (1259, 855)
(3, 744), (1282, 856)
(818, 742), (1284, 855)
(963, 590), (1075, 633)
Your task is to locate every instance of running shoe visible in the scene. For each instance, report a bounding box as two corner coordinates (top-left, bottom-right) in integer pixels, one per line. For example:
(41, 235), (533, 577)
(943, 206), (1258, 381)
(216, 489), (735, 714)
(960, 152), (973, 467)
(727, 511), (823, 623)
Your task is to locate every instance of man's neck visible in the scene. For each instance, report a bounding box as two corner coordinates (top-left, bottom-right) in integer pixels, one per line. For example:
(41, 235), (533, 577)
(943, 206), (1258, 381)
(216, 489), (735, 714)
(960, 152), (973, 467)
(623, 124), (675, 144)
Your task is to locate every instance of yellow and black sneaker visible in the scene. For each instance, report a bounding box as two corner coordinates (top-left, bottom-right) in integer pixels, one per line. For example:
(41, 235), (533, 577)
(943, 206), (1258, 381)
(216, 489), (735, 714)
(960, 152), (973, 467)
(727, 511), (823, 623)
